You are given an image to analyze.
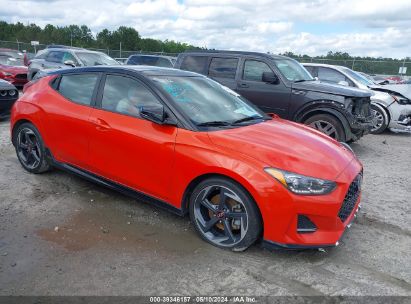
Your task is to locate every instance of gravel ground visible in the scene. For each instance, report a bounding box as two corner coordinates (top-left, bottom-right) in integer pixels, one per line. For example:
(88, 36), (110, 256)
(0, 118), (410, 296)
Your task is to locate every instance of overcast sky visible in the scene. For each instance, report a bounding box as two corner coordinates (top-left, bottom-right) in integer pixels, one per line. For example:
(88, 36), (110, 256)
(2, 0), (411, 58)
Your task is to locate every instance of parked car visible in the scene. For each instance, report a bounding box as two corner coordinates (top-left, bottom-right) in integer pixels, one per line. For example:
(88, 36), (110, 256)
(357, 72), (389, 85)
(0, 55), (28, 89)
(28, 47), (119, 80)
(303, 63), (411, 134)
(0, 48), (24, 59)
(175, 51), (373, 142)
(0, 79), (18, 117)
(11, 66), (363, 251)
(125, 54), (176, 68)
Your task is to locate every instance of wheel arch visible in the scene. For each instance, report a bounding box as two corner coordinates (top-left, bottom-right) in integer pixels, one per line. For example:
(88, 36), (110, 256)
(371, 101), (391, 122)
(180, 173), (264, 232)
(11, 119), (36, 146)
(296, 105), (351, 141)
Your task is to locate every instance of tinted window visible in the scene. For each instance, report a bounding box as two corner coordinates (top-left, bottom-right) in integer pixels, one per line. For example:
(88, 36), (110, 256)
(208, 57), (238, 79)
(127, 55), (173, 67)
(47, 51), (65, 63)
(318, 67), (346, 83)
(101, 75), (162, 118)
(304, 66), (317, 77)
(243, 60), (273, 81)
(58, 74), (98, 105)
(180, 56), (208, 74)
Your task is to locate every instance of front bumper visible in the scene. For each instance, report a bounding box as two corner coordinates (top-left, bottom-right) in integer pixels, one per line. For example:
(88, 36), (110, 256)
(0, 97), (18, 116)
(260, 158), (363, 248)
(388, 104), (411, 133)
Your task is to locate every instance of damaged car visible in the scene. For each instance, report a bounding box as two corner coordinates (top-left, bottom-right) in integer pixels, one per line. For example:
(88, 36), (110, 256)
(176, 51), (373, 142)
(304, 63), (411, 134)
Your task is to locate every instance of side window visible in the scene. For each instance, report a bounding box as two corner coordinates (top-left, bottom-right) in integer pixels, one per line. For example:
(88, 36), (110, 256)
(180, 56), (208, 74)
(46, 51), (65, 63)
(62, 52), (79, 65)
(317, 67), (345, 83)
(243, 60), (273, 81)
(101, 75), (162, 118)
(208, 57), (238, 79)
(58, 74), (99, 105)
(304, 66), (317, 77)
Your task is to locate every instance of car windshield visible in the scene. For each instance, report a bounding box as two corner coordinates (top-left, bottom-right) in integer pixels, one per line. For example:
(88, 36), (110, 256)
(272, 58), (313, 82)
(75, 52), (119, 66)
(343, 68), (374, 87)
(0, 56), (24, 66)
(129, 56), (173, 67)
(150, 76), (267, 128)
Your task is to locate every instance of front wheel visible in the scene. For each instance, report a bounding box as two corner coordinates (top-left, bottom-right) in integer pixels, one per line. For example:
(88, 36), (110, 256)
(370, 104), (389, 134)
(189, 177), (262, 251)
(304, 114), (346, 141)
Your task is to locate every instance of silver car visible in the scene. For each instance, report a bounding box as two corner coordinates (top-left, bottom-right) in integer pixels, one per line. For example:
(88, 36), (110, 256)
(304, 63), (411, 134)
(28, 46), (119, 81)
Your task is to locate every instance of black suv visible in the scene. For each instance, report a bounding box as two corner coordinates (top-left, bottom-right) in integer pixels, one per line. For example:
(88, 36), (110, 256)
(175, 51), (373, 142)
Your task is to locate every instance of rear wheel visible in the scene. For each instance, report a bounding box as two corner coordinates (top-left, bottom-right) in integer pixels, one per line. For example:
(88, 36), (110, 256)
(304, 114), (346, 141)
(189, 177), (262, 251)
(370, 104), (389, 134)
(14, 122), (51, 173)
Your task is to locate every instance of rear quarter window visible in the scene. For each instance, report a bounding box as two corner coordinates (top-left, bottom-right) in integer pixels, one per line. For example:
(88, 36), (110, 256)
(180, 56), (208, 74)
(57, 74), (99, 105)
(208, 57), (238, 79)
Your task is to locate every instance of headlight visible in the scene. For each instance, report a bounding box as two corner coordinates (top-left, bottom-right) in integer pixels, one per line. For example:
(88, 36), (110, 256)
(9, 90), (17, 96)
(264, 168), (336, 195)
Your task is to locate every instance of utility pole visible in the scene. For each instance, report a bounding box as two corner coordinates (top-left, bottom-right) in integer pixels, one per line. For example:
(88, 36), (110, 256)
(120, 41), (122, 58)
(70, 30), (73, 47)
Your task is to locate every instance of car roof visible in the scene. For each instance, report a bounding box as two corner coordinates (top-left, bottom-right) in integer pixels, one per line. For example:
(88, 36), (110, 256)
(49, 65), (201, 77)
(128, 54), (175, 60)
(302, 62), (348, 70)
(45, 48), (104, 54)
(181, 50), (289, 60)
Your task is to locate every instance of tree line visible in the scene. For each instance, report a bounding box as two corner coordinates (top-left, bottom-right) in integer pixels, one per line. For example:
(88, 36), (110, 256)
(0, 21), (200, 54)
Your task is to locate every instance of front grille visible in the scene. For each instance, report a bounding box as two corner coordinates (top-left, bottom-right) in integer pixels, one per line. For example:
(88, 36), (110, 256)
(15, 74), (27, 80)
(297, 215), (317, 233)
(338, 174), (362, 222)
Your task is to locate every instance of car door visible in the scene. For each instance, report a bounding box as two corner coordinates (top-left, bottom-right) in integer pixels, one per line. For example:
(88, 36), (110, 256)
(88, 73), (178, 201)
(43, 72), (101, 168)
(236, 58), (291, 117)
(206, 57), (239, 90)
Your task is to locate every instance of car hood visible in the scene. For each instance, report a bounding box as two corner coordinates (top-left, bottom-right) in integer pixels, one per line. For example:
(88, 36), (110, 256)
(372, 84), (411, 100)
(292, 80), (371, 98)
(0, 78), (17, 90)
(208, 118), (356, 181)
(1, 65), (28, 74)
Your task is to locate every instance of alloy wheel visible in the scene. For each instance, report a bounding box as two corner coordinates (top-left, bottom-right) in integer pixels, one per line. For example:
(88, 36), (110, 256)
(193, 185), (249, 247)
(371, 109), (384, 132)
(17, 128), (42, 170)
(309, 120), (338, 139)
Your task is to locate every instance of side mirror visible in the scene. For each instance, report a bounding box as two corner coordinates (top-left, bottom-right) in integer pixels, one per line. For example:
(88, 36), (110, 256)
(262, 72), (279, 84)
(140, 104), (177, 126)
(338, 80), (349, 86)
(63, 60), (76, 67)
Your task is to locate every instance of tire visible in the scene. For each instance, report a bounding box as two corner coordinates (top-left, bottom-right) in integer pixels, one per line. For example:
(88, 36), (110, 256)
(370, 104), (389, 134)
(189, 177), (262, 251)
(304, 113), (346, 142)
(13, 122), (51, 174)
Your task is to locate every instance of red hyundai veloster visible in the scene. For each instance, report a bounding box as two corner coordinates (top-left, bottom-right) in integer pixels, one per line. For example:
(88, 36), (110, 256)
(11, 66), (363, 251)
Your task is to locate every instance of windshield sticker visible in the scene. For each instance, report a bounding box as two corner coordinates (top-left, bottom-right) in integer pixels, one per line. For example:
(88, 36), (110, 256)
(161, 82), (193, 103)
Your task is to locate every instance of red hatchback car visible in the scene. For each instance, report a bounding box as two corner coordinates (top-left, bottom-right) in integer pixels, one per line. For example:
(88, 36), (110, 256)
(11, 66), (363, 251)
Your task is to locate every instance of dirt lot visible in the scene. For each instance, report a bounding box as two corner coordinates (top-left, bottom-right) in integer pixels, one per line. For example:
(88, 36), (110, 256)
(0, 118), (410, 296)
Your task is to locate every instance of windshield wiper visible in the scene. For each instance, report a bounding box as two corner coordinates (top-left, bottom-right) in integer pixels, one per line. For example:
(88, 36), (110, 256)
(231, 115), (264, 125)
(294, 79), (315, 83)
(197, 121), (232, 127)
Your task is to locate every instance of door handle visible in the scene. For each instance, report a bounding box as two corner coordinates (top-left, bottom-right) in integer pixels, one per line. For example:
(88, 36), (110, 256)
(93, 118), (111, 131)
(239, 83), (249, 88)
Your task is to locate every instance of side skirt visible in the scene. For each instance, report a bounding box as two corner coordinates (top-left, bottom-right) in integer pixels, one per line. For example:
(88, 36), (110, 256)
(47, 152), (184, 217)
